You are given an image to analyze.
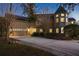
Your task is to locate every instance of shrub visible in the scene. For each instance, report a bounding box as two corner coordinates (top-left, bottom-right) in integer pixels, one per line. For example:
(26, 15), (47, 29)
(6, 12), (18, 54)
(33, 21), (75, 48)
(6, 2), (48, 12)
(32, 32), (44, 37)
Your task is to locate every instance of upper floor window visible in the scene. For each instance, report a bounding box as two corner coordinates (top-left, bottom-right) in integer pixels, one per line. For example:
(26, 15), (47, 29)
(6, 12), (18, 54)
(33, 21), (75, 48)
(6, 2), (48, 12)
(56, 14), (59, 17)
(61, 13), (64, 16)
(60, 18), (64, 22)
(56, 18), (59, 23)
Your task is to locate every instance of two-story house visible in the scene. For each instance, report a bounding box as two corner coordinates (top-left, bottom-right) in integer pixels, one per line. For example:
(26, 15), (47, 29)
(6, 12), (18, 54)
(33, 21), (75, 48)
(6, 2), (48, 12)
(8, 5), (76, 36)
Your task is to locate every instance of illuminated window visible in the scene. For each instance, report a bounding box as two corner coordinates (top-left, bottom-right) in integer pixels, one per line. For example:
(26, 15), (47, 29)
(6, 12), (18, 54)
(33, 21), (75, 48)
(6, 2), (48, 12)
(56, 18), (59, 23)
(27, 28), (36, 35)
(40, 29), (43, 32)
(56, 28), (59, 33)
(9, 28), (26, 31)
(49, 29), (53, 33)
(66, 18), (68, 22)
(61, 27), (64, 33)
(33, 28), (36, 32)
(56, 14), (59, 17)
(60, 18), (64, 22)
(71, 21), (74, 24)
(61, 13), (64, 16)
(28, 29), (30, 32)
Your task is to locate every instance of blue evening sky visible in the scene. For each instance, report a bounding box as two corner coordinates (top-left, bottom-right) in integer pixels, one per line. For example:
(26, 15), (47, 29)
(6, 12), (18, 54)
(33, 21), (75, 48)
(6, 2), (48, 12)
(0, 3), (79, 21)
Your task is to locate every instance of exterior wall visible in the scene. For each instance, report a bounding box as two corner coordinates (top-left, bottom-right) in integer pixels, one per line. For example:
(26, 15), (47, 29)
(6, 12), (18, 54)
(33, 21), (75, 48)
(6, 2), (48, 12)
(9, 31), (27, 36)
(10, 19), (28, 29)
(36, 14), (53, 33)
(9, 18), (37, 36)
(9, 18), (28, 36)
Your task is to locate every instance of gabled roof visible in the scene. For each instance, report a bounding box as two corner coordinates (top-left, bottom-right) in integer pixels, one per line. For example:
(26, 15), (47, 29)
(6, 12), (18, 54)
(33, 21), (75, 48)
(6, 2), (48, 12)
(36, 14), (54, 16)
(55, 6), (68, 14)
(36, 14), (54, 18)
(5, 13), (28, 21)
(14, 15), (28, 21)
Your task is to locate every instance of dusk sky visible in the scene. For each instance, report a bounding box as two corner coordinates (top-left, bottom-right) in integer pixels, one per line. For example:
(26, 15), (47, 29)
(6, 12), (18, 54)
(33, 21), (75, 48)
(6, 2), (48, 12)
(0, 3), (79, 21)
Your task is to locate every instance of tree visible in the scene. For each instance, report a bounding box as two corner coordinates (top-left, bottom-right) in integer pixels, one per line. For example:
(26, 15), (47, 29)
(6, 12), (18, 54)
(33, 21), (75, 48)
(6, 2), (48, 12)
(61, 3), (79, 13)
(64, 24), (79, 39)
(21, 3), (37, 32)
(21, 3), (37, 22)
(0, 17), (10, 40)
(4, 3), (13, 40)
(37, 7), (53, 36)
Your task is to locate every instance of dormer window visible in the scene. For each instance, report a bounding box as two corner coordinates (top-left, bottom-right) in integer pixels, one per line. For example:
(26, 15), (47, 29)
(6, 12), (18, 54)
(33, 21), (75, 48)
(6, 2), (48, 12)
(56, 14), (59, 17)
(61, 13), (64, 16)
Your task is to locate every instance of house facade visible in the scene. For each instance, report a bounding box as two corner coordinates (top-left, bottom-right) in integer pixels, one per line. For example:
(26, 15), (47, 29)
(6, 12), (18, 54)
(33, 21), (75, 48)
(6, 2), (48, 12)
(53, 6), (68, 34)
(8, 6), (76, 36)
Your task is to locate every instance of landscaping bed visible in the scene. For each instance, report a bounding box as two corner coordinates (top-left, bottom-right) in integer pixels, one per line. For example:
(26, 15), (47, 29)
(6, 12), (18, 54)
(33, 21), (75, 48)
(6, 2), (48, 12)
(32, 33), (79, 40)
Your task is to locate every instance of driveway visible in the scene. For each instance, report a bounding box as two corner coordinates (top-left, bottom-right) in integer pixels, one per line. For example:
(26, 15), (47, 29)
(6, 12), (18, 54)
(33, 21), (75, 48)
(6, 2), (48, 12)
(10, 36), (79, 56)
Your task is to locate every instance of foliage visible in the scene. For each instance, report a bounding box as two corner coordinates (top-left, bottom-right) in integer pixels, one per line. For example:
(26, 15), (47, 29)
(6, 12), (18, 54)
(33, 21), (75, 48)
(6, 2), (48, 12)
(64, 24), (79, 38)
(0, 17), (10, 37)
(21, 3), (37, 22)
(61, 3), (79, 13)
(32, 32), (44, 37)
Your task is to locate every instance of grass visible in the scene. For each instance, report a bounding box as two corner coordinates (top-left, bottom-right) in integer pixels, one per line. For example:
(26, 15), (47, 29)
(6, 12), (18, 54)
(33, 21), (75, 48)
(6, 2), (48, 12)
(0, 38), (53, 56)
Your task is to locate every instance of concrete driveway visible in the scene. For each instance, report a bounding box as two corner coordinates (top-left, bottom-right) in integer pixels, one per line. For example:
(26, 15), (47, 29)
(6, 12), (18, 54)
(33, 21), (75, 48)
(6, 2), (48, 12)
(10, 36), (79, 56)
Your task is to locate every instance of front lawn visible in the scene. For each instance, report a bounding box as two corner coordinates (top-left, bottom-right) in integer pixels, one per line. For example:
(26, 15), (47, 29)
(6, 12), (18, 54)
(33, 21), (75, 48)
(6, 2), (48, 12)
(0, 38), (53, 56)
